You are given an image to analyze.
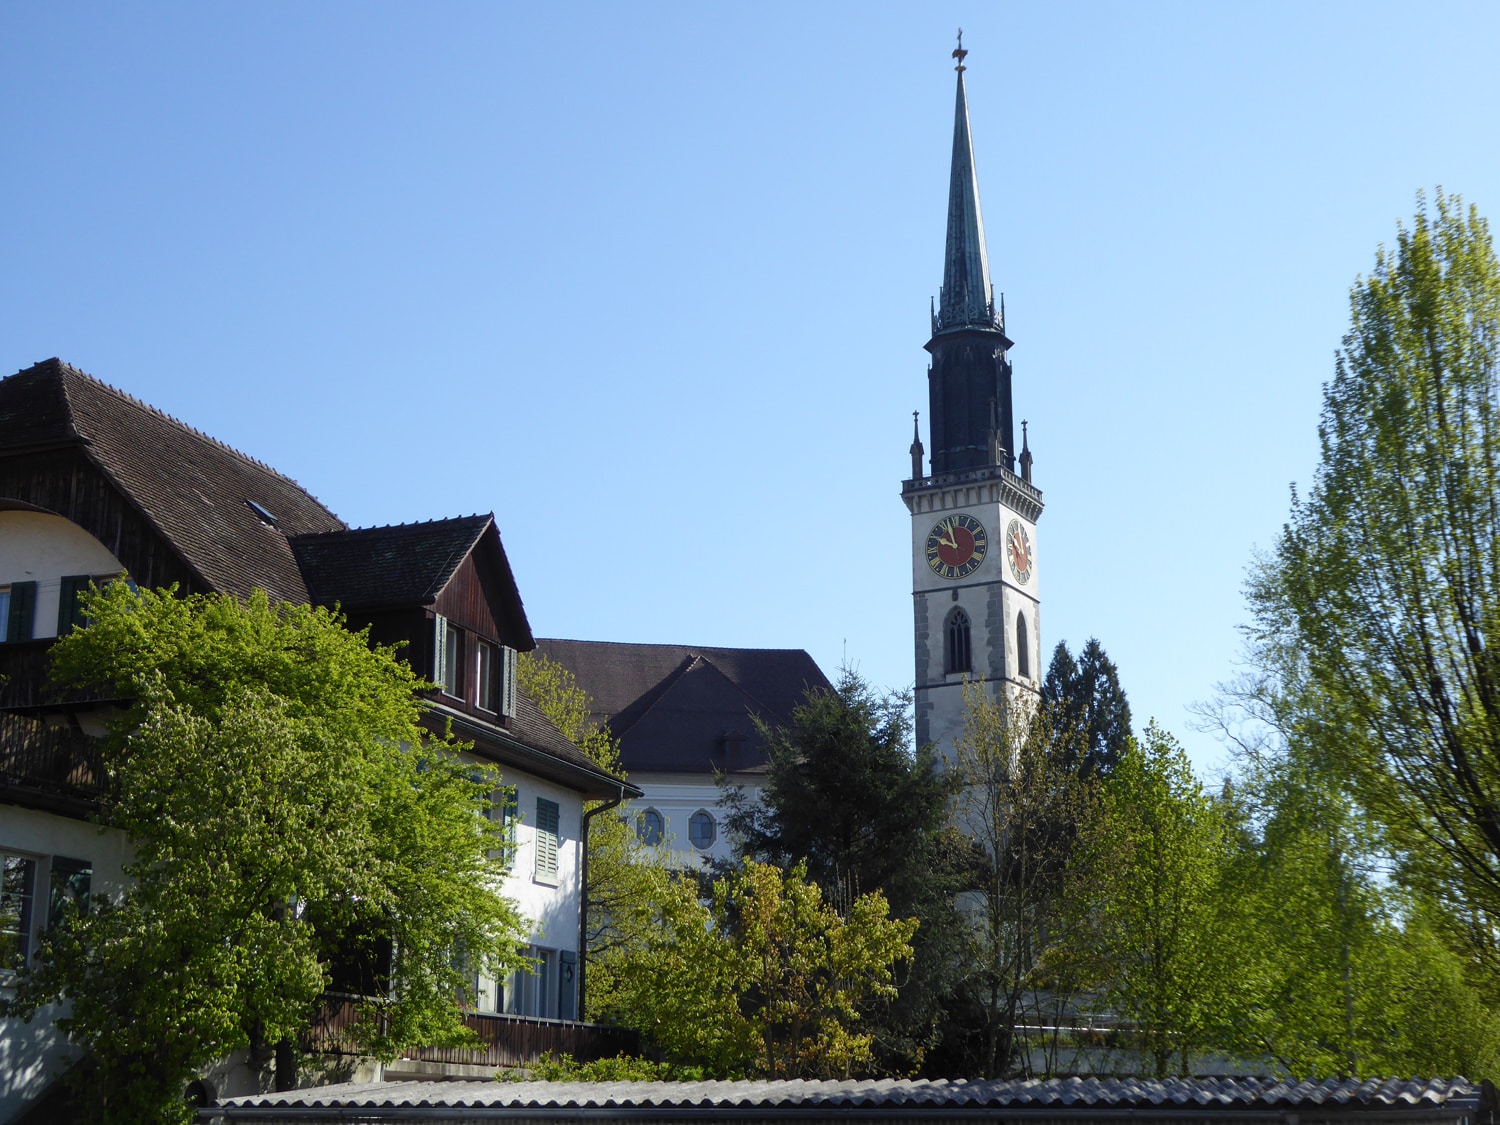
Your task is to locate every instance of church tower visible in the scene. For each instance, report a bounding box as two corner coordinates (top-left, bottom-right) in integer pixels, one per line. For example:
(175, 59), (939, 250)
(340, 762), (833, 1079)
(904, 36), (1043, 755)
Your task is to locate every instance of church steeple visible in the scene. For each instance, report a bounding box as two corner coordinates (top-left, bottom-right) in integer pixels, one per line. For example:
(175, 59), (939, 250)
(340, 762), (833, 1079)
(924, 34), (1016, 477)
(936, 31), (1000, 334)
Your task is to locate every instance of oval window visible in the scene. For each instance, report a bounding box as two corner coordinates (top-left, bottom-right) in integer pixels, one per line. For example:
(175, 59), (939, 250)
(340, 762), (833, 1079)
(689, 810), (716, 850)
(637, 808), (664, 846)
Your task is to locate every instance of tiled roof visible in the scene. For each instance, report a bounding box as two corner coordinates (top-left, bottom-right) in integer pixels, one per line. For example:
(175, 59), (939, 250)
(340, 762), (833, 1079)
(205, 1076), (1489, 1118)
(534, 640), (833, 775)
(290, 516), (492, 608)
(0, 360), (614, 793)
(430, 694), (638, 800)
(0, 359), (344, 603)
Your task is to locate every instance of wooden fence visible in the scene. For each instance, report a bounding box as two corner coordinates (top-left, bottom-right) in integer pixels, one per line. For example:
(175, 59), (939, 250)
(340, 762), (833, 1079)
(302, 994), (641, 1069)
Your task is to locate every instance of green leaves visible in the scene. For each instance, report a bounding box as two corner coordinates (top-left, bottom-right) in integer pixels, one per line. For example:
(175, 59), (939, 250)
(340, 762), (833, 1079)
(593, 859), (917, 1079)
(5, 585), (526, 1122)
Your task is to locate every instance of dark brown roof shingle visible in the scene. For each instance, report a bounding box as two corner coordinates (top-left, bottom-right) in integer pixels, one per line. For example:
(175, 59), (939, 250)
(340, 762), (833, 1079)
(0, 359), (344, 603)
(290, 516), (491, 609)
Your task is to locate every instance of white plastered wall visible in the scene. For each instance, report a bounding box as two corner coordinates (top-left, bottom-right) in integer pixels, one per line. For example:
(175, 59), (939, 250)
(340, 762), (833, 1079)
(0, 510), (125, 639)
(0, 808), (133, 1121)
(910, 498), (1041, 762)
(629, 772), (756, 869)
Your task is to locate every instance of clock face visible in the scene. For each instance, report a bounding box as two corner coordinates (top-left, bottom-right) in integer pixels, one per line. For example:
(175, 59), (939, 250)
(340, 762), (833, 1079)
(926, 513), (988, 580)
(1006, 519), (1033, 583)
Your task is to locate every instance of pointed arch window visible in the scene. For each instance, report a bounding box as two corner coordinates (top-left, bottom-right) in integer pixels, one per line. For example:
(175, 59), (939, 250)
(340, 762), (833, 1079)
(946, 608), (972, 675)
(1016, 611), (1030, 679)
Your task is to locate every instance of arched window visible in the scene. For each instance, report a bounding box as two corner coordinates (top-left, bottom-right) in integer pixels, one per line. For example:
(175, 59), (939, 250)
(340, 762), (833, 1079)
(636, 808), (664, 847)
(946, 608), (972, 675)
(1016, 611), (1030, 679)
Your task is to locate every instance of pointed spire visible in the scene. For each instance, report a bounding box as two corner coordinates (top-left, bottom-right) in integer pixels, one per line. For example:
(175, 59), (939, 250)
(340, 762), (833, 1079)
(910, 411), (926, 480)
(1019, 419), (1033, 483)
(937, 30), (998, 333)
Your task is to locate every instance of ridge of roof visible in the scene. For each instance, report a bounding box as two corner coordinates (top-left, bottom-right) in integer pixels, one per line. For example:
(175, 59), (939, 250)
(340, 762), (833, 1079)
(34, 359), (341, 517)
(293, 513), (492, 538)
(212, 1075), (1488, 1113)
(542, 637), (816, 656)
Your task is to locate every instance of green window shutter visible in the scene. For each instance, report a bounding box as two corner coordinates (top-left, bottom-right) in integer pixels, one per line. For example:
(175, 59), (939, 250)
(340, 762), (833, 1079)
(501, 645), (517, 719)
(6, 581), (36, 642)
(56, 575), (88, 637)
(534, 798), (559, 879)
(433, 614), (449, 690)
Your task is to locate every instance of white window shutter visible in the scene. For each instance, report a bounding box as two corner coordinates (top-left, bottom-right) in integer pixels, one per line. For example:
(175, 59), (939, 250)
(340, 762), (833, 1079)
(433, 614), (449, 689)
(501, 645), (517, 718)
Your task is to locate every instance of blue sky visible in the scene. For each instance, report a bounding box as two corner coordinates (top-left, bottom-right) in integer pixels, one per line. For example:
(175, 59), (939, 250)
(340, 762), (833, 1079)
(5, 3), (1499, 775)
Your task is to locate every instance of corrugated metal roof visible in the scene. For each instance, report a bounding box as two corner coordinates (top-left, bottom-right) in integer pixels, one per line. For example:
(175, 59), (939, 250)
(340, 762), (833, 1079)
(208, 1076), (1487, 1114)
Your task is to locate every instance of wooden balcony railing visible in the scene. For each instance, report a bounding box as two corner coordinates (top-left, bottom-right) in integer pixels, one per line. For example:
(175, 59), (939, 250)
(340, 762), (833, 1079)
(0, 712), (104, 814)
(302, 994), (641, 1069)
(0, 638), (119, 711)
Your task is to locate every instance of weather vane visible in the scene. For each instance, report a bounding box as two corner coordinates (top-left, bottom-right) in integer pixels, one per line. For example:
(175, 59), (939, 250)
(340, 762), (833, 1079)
(953, 28), (967, 72)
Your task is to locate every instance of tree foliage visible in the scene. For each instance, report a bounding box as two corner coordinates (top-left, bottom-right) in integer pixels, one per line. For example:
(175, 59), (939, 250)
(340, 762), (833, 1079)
(1253, 191), (1500, 942)
(950, 682), (1094, 1078)
(515, 651), (671, 1020)
(595, 859), (917, 1078)
(1040, 639), (1132, 778)
(2, 585), (525, 1124)
(1068, 723), (1235, 1078)
(720, 669), (965, 1071)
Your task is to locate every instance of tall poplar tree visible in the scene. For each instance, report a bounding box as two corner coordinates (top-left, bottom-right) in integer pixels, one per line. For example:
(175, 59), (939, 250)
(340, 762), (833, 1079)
(1251, 191), (1500, 952)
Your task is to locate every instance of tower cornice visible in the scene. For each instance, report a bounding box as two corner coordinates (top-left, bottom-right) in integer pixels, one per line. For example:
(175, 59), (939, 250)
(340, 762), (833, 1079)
(901, 461), (1043, 523)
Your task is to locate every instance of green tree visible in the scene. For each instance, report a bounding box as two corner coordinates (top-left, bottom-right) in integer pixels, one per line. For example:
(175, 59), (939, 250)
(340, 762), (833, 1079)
(1221, 752), (1500, 1079)
(515, 651), (672, 1020)
(950, 682), (1094, 1078)
(1251, 191), (1500, 952)
(1069, 723), (1235, 1077)
(1040, 638), (1132, 778)
(719, 669), (965, 1072)
(596, 859), (917, 1078)
(2, 585), (525, 1125)
(1202, 640), (1500, 1079)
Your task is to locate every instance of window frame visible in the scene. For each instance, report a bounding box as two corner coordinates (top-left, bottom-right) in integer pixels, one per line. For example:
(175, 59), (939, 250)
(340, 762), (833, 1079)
(688, 809), (717, 851)
(475, 639), (495, 712)
(636, 807), (665, 847)
(0, 850), (40, 973)
(945, 607), (972, 675)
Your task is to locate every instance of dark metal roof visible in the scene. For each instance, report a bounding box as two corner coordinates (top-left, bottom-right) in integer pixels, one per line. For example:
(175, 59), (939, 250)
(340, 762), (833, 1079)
(0, 358), (345, 603)
(290, 515), (493, 608)
(534, 640), (833, 775)
(934, 54), (1002, 336)
(202, 1076), (1495, 1121)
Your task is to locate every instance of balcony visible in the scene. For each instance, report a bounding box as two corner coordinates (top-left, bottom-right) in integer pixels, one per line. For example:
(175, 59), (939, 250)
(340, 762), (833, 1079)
(0, 638), (119, 712)
(0, 711), (104, 815)
(302, 994), (641, 1070)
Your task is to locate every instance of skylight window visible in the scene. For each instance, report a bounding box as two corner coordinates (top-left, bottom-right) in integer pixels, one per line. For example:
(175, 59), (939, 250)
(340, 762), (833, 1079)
(245, 500), (279, 527)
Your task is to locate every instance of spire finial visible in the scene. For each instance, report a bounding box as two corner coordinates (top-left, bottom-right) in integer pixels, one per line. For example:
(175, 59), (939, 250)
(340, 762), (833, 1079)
(953, 28), (967, 72)
(909, 411), (926, 480)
